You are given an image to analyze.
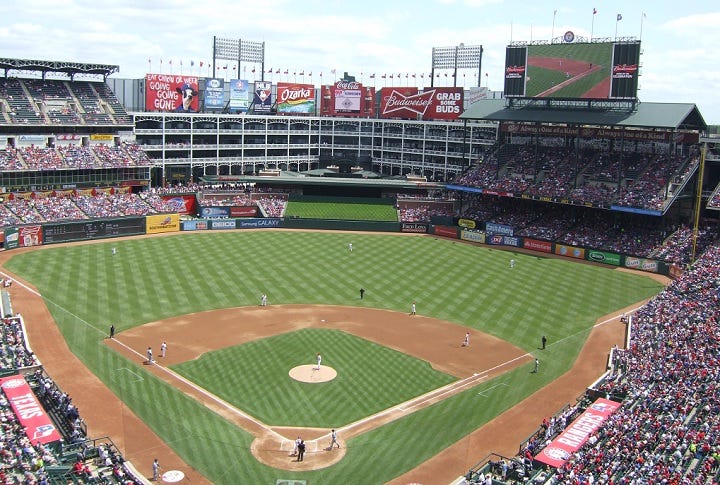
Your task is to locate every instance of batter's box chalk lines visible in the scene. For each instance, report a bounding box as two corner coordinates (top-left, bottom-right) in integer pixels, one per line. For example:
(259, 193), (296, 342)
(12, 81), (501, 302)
(477, 382), (510, 397)
(113, 367), (144, 383)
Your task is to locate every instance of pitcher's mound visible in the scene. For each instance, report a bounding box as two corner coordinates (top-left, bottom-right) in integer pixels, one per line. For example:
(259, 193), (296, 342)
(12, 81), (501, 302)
(289, 365), (337, 383)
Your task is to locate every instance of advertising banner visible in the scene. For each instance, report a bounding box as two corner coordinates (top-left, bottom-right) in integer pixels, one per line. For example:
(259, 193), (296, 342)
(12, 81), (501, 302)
(229, 79), (250, 112)
(230, 206), (258, 217)
(535, 398), (621, 468)
(624, 256), (659, 273)
(333, 81), (362, 113)
(210, 219), (237, 230)
(400, 222), (428, 234)
(200, 207), (230, 219)
(253, 81), (273, 113)
(487, 234), (521, 247)
(522, 238), (552, 253)
(554, 244), (586, 260)
(379, 87), (422, 119)
(145, 74), (199, 112)
(610, 42), (641, 99)
(421, 87), (463, 120)
(587, 250), (622, 266)
(432, 225), (458, 239)
(182, 220), (209, 231)
(485, 222), (514, 236)
(145, 214), (180, 234)
(204, 78), (225, 109)
(460, 230), (485, 244)
(238, 218), (281, 229)
(0, 375), (62, 444)
(277, 83), (315, 114)
(321, 82), (375, 117)
(504, 46), (528, 97)
(457, 218), (477, 229)
(18, 226), (42, 247)
(161, 195), (197, 215)
(4, 228), (19, 250)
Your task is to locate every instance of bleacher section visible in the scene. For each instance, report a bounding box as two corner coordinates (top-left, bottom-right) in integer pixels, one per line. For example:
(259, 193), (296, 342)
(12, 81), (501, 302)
(460, 244), (720, 485)
(0, 78), (132, 126)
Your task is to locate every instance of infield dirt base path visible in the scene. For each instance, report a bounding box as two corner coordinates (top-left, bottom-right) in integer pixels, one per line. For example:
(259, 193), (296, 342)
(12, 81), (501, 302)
(0, 244), (669, 484)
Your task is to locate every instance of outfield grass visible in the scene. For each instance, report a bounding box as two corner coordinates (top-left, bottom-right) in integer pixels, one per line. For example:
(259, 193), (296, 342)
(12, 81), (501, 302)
(284, 199), (398, 221)
(4, 231), (665, 484)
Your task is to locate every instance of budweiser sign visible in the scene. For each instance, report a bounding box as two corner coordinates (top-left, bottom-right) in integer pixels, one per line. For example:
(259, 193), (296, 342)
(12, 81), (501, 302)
(381, 88), (433, 118)
(612, 64), (638, 79)
(506, 65), (525, 78)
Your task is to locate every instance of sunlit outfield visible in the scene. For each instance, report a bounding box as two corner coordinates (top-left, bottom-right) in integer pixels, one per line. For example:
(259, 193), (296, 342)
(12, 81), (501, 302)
(284, 196), (398, 221)
(4, 231), (664, 484)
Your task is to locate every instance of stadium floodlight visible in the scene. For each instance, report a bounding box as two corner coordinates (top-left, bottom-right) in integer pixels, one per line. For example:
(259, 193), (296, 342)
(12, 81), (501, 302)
(431, 43), (483, 87)
(212, 37), (265, 79)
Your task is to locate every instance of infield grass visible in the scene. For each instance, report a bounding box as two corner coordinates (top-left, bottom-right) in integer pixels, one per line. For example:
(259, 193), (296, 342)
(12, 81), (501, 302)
(4, 231), (664, 484)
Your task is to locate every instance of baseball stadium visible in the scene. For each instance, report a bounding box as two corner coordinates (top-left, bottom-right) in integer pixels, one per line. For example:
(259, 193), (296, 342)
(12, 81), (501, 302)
(0, 33), (719, 485)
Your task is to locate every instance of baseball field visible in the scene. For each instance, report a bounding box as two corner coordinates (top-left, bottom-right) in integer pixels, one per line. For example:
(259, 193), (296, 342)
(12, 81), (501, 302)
(1, 230), (665, 484)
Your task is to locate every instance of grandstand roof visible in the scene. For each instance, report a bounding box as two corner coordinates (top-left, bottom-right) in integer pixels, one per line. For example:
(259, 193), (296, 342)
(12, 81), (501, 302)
(461, 99), (707, 131)
(0, 58), (119, 79)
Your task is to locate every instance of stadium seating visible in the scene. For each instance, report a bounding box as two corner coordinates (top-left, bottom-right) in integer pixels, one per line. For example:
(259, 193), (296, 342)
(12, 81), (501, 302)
(465, 243), (720, 484)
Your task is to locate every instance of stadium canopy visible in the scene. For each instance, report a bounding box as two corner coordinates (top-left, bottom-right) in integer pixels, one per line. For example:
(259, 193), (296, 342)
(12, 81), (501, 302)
(198, 174), (439, 190)
(460, 99), (707, 131)
(0, 58), (119, 80)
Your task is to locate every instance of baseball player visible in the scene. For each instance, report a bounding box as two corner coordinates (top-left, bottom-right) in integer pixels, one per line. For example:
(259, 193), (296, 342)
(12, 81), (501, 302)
(329, 429), (340, 449)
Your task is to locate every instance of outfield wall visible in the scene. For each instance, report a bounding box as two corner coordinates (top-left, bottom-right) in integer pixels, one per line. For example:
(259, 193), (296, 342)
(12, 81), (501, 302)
(2, 215), (669, 275)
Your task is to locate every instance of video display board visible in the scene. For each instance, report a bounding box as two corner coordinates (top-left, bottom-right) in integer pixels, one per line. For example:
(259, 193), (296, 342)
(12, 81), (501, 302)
(145, 74), (199, 112)
(504, 40), (640, 100)
(321, 81), (375, 117)
(43, 218), (145, 244)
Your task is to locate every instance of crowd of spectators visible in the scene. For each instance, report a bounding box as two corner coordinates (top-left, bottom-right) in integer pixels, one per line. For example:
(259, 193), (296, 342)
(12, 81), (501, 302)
(467, 243), (720, 485)
(0, 191), (176, 228)
(256, 195), (288, 217)
(456, 194), (718, 265)
(0, 294), (143, 484)
(0, 143), (153, 171)
(454, 145), (700, 211)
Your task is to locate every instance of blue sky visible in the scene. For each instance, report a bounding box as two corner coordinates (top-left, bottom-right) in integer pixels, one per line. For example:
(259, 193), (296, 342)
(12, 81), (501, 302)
(2, 0), (719, 123)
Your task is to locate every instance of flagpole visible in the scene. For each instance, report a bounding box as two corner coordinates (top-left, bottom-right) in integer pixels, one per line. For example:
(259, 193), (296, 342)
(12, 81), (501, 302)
(640, 12), (646, 41)
(551, 10), (557, 43)
(591, 12), (595, 40)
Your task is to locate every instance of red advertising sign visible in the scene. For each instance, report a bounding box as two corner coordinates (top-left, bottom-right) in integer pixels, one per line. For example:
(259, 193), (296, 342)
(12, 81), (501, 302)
(1, 375), (63, 444)
(522, 238), (552, 253)
(421, 87), (464, 120)
(230, 206), (258, 217)
(535, 398), (621, 468)
(379, 87), (421, 119)
(321, 83), (375, 117)
(18, 225), (43, 247)
(277, 82), (315, 114)
(432, 225), (458, 239)
(161, 195), (197, 215)
(145, 74), (199, 112)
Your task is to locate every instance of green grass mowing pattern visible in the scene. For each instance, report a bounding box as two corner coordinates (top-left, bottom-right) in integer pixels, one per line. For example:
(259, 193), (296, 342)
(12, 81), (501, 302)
(284, 200), (398, 221)
(172, 328), (455, 427)
(4, 232), (665, 484)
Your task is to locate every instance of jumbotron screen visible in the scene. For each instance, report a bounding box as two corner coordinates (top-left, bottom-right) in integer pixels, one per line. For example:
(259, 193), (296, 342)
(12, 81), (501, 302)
(504, 40), (640, 99)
